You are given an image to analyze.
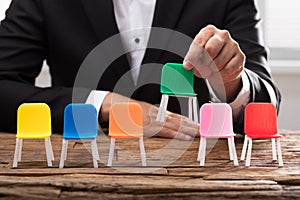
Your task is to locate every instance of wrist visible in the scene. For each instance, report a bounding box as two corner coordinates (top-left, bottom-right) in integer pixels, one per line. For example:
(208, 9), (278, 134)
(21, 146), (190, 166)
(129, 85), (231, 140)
(224, 76), (242, 103)
(208, 76), (242, 103)
(99, 92), (113, 123)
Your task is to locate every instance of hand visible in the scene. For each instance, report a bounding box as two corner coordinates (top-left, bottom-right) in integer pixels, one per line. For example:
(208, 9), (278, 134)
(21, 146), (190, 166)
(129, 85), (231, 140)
(100, 92), (199, 140)
(183, 25), (245, 102)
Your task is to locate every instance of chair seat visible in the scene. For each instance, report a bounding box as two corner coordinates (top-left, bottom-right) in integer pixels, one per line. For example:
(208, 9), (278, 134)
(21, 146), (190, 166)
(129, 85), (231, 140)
(63, 137), (96, 140)
(163, 91), (197, 97)
(201, 132), (236, 138)
(16, 134), (50, 139)
(110, 134), (141, 139)
(247, 133), (281, 139)
(63, 132), (97, 140)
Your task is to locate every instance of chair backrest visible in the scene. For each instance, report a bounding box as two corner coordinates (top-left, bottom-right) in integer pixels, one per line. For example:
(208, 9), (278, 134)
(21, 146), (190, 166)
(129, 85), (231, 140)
(244, 103), (278, 137)
(17, 103), (52, 138)
(199, 103), (234, 137)
(160, 63), (196, 96)
(63, 104), (98, 139)
(109, 103), (143, 138)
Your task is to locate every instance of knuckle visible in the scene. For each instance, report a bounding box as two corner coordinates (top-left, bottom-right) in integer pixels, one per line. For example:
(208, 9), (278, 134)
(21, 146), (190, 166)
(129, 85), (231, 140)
(219, 30), (230, 39)
(241, 52), (246, 61)
(204, 24), (216, 32)
(205, 43), (216, 55)
(232, 41), (239, 48)
(216, 62), (225, 71)
(237, 52), (246, 64)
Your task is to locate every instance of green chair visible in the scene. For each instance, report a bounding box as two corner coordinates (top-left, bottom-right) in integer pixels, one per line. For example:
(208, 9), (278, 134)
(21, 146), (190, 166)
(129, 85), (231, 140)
(156, 63), (198, 123)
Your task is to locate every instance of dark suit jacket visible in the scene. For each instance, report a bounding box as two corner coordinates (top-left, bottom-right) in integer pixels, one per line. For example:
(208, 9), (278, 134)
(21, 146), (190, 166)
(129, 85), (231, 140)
(0, 0), (281, 133)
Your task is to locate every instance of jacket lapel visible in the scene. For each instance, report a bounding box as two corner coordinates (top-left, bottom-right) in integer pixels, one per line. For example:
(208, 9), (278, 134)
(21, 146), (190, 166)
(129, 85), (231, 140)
(138, 0), (188, 86)
(81, 0), (118, 41)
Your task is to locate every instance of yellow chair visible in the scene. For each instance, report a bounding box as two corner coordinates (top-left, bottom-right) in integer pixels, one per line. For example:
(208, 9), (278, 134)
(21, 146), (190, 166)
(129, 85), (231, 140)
(13, 103), (54, 168)
(107, 103), (146, 166)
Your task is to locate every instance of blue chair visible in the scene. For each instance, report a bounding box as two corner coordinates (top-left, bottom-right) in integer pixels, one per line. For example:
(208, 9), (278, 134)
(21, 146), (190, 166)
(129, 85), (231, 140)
(59, 104), (100, 168)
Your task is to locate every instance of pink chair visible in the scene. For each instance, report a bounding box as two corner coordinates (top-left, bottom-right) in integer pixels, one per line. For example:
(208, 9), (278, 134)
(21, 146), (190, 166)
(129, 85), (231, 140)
(241, 103), (283, 167)
(198, 103), (238, 166)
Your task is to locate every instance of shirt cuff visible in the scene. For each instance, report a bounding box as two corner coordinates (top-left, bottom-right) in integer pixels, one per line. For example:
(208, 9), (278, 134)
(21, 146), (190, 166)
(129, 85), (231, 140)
(205, 71), (250, 119)
(85, 90), (110, 117)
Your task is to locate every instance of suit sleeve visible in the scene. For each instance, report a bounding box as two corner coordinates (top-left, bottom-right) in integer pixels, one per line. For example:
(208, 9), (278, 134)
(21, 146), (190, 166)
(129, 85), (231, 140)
(0, 0), (91, 133)
(222, 0), (281, 133)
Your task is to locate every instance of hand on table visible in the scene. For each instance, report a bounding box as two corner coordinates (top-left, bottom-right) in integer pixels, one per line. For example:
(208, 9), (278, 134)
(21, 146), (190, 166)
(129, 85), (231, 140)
(100, 92), (199, 141)
(183, 25), (245, 102)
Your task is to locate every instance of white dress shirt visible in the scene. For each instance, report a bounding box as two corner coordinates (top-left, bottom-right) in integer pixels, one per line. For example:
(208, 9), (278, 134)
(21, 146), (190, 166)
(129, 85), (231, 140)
(86, 0), (252, 123)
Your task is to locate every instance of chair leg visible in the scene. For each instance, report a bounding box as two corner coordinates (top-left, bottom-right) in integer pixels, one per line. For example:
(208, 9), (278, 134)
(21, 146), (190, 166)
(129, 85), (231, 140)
(228, 138), (233, 161)
(160, 95), (169, 122)
(188, 97), (193, 122)
(245, 138), (252, 167)
(93, 138), (100, 161)
(91, 139), (98, 168)
(192, 97), (199, 123)
(156, 95), (164, 122)
(64, 140), (68, 161)
(48, 137), (55, 161)
(199, 137), (206, 166)
(59, 139), (68, 168)
(276, 138), (284, 167)
(13, 138), (21, 168)
(272, 138), (277, 161)
(240, 135), (248, 160)
(18, 138), (23, 162)
(45, 138), (52, 167)
(139, 138), (147, 167)
(107, 138), (116, 167)
(197, 137), (201, 161)
(230, 137), (239, 166)
(156, 95), (169, 122)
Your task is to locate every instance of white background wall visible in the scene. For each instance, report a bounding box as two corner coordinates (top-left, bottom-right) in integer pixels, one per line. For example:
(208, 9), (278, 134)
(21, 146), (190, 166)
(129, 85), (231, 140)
(1, 0), (299, 129)
(272, 68), (300, 130)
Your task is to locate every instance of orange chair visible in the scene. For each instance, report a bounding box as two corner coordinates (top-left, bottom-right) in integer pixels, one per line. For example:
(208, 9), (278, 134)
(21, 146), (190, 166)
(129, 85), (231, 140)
(13, 103), (54, 168)
(241, 103), (283, 167)
(107, 103), (146, 166)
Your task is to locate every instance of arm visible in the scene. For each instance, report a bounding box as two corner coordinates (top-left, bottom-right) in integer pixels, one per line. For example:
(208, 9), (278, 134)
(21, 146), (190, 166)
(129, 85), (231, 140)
(0, 0), (91, 132)
(0, 0), (199, 140)
(183, 0), (281, 133)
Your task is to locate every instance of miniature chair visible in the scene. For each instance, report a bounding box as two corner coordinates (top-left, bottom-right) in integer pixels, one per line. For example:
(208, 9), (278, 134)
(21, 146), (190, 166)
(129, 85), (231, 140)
(198, 103), (238, 166)
(59, 104), (100, 168)
(156, 63), (198, 123)
(13, 103), (54, 168)
(241, 103), (283, 167)
(107, 103), (146, 166)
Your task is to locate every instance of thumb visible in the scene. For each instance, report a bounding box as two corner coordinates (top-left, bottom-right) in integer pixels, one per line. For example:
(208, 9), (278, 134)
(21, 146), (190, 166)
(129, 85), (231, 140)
(183, 42), (204, 70)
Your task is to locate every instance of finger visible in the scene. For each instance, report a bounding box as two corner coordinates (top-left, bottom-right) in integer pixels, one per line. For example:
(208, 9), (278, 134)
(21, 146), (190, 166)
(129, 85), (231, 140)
(184, 43), (212, 78)
(198, 49), (213, 68)
(183, 25), (216, 70)
(219, 54), (244, 83)
(164, 119), (199, 137)
(205, 34), (226, 60)
(184, 25), (218, 77)
(194, 25), (217, 46)
(164, 113), (199, 137)
(183, 42), (204, 70)
(158, 128), (193, 141)
(210, 42), (236, 72)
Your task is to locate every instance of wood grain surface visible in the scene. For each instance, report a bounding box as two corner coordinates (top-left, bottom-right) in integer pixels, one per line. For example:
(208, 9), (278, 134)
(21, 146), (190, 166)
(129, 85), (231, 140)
(0, 131), (300, 199)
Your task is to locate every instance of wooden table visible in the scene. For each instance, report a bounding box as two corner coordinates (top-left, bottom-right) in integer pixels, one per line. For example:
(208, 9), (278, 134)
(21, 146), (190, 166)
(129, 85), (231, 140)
(0, 130), (300, 199)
